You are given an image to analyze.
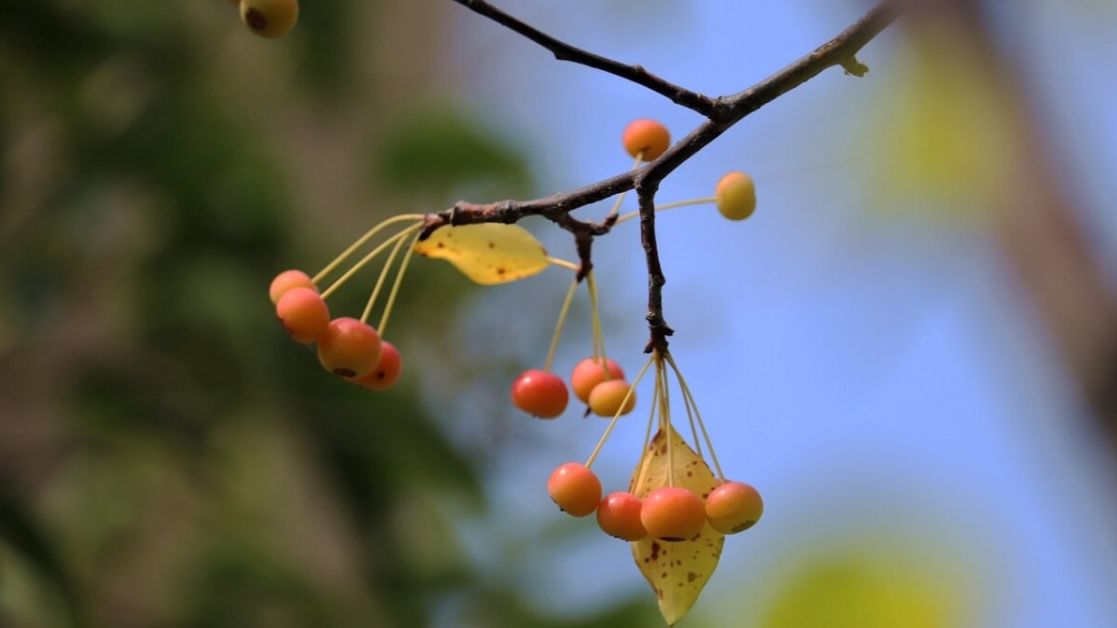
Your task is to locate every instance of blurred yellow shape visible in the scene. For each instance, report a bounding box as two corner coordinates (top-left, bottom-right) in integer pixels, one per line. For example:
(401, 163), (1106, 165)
(413, 223), (550, 285)
(762, 553), (962, 628)
(630, 425), (725, 626)
(866, 24), (1022, 226)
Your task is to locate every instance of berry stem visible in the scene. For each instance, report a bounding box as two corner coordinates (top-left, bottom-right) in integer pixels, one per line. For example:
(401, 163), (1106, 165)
(665, 352), (725, 481)
(586, 271), (606, 360)
(584, 353), (655, 470)
(377, 228), (423, 337)
(604, 153), (644, 220)
(658, 355), (675, 487)
(615, 196), (717, 226)
(548, 257), (580, 272)
(320, 225), (419, 300)
(639, 362), (661, 468)
(543, 278), (579, 373)
(312, 214), (423, 285)
(360, 227), (410, 325)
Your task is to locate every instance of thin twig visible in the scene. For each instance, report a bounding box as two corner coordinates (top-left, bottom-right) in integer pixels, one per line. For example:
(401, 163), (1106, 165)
(449, 0), (720, 117)
(431, 0), (901, 349)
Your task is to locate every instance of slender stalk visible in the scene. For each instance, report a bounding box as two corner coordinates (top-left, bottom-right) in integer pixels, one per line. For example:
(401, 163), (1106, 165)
(360, 229), (409, 324)
(320, 226), (417, 300)
(377, 228), (423, 336)
(584, 354), (656, 469)
(313, 214), (423, 285)
(543, 279), (579, 373)
(666, 353), (725, 481)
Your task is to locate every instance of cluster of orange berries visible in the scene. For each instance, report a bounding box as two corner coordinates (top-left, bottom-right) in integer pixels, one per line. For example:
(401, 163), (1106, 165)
(549, 462), (763, 542)
(229, 0), (300, 39)
(270, 270), (402, 391)
(512, 357), (635, 419)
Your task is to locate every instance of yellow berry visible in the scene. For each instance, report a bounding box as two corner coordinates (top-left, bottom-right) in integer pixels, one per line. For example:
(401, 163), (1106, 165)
(641, 487), (706, 541)
(714, 171), (756, 221)
(705, 481), (763, 534)
(240, 0), (299, 39)
(547, 462), (601, 517)
(587, 379), (636, 417)
(622, 119), (670, 161)
(570, 357), (625, 404)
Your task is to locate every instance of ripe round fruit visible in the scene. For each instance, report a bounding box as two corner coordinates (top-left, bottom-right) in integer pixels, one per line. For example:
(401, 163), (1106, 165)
(596, 492), (647, 541)
(587, 379), (636, 417)
(547, 462), (602, 517)
(715, 171), (756, 221)
(622, 119), (670, 161)
(317, 317), (382, 378)
(641, 487), (706, 541)
(705, 481), (763, 534)
(275, 286), (329, 344)
(352, 340), (402, 391)
(241, 0), (299, 39)
(570, 357), (625, 404)
(269, 269), (315, 304)
(511, 369), (568, 419)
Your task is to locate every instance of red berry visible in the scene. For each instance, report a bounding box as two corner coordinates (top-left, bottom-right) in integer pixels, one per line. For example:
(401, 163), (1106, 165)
(269, 269), (315, 304)
(317, 317), (382, 378)
(705, 481), (763, 534)
(587, 379), (637, 417)
(570, 357), (625, 404)
(511, 369), (568, 419)
(547, 462), (601, 517)
(352, 340), (402, 391)
(622, 119), (670, 161)
(596, 491), (647, 541)
(641, 487), (706, 541)
(275, 287), (329, 344)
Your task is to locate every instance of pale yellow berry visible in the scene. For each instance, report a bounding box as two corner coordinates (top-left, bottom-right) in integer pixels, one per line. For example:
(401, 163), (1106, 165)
(715, 171), (756, 221)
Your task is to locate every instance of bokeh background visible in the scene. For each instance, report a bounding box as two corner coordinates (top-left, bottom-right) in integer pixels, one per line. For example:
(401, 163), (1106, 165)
(3, 1), (1117, 626)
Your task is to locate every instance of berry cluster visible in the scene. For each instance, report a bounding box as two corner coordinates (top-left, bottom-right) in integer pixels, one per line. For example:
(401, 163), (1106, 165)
(230, 0), (300, 39)
(271, 213), (427, 391)
(269, 118), (761, 622)
(543, 352), (763, 543)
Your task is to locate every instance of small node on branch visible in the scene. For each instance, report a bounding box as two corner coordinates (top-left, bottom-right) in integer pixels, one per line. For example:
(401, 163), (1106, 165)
(840, 55), (871, 77)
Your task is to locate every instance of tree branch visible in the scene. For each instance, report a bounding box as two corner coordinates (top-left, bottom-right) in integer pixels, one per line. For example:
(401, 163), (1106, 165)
(430, 0), (901, 349)
(450, 0), (720, 118)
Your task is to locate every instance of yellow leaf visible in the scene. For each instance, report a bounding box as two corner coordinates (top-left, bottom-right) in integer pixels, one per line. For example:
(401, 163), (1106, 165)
(413, 223), (550, 285)
(631, 425), (724, 626)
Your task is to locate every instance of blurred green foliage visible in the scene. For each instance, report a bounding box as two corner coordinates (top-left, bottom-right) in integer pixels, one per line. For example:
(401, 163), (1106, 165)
(0, 2), (646, 626)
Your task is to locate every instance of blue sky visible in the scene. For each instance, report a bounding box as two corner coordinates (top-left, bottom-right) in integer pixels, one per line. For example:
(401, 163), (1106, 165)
(443, 2), (1117, 625)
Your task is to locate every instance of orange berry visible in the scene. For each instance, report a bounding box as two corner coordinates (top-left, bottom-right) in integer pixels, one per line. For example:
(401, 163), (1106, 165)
(511, 369), (568, 419)
(317, 317), (382, 378)
(275, 287), (329, 344)
(587, 379), (636, 417)
(240, 0), (299, 38)
(714, 171), (756, 221)
(570, 357), (625, 404)
(547, 462), (601, 517)
(352, 340), (402, 391)
(641, 487), (706, 541)
(269, 269), (315, 304)
(622, 119), (670, 161)
(705, 481), (763, 534)
(596, 491), (647, 541)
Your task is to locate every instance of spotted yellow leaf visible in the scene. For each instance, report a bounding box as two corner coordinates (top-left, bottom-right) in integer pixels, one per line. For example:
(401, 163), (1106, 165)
(630, 425), (724, 626)
(414, 223), (549, 285)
